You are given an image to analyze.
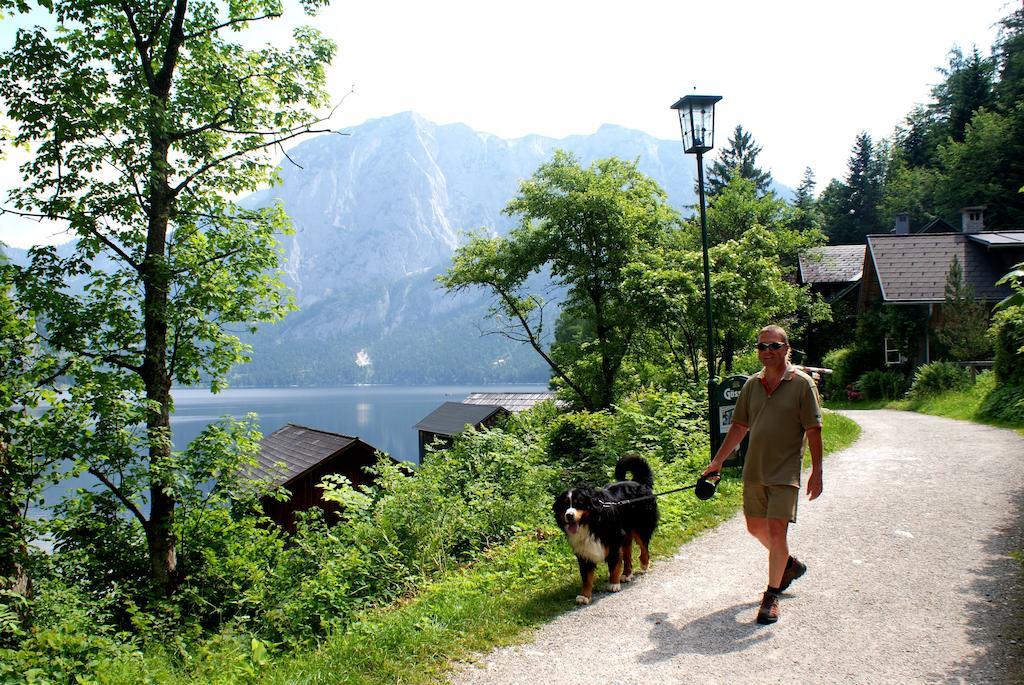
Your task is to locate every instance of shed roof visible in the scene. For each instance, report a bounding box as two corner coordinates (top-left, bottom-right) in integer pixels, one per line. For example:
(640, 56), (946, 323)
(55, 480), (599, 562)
(966, 231), (1024, 248)
(414, 401), (505, 435)
(798, 245), (865, 284)
(253, 424), (372, 486)
(463, 391), (557, 413)
(865, 232), (1022, 303)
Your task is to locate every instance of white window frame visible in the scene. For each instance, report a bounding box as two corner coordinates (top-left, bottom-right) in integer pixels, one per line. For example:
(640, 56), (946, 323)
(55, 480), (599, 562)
(884, 337), (907, 366)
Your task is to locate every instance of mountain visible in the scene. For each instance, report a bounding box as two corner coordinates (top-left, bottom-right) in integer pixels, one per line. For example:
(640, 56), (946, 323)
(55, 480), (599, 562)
(4, 114), (792, 386)
(236, 113), (719, 385)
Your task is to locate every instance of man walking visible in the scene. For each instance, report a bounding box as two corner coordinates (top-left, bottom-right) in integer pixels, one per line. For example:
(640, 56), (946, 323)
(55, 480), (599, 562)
(702, 324), (823, 625)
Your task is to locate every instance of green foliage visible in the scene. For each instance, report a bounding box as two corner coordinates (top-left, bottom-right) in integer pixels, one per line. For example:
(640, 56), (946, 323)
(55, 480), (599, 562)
(822, 347), (854, 398)
(821, 132), (884, 245)
(0, 573), (139, 685)
(935, 256), (993, 361)
(855, 369), (908, 400)
(909, 361), (972, 398)
(991, 302), (1024, 386)
(623, 214), (827, 382)
(978, 380), (1024, 423)
(0, 0), (335, 595)
(440, 151), (679, 410)
(790, 167), (822, 233)
(705, 125), (773, 197)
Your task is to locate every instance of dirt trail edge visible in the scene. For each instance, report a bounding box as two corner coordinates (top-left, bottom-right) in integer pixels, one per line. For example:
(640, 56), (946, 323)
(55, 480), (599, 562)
(450, 410), (1024, 685)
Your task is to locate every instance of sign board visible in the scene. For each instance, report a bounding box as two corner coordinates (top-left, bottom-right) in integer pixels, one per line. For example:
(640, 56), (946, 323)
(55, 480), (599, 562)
(715, 374), (749, 466)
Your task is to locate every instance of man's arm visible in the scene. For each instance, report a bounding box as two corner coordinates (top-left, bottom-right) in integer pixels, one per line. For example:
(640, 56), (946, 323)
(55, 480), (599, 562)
(805, 426), (823, 500)
(703, 422), (749, 478)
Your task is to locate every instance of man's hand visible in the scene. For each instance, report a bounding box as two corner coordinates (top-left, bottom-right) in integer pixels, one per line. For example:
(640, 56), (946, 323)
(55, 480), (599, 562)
(806, 468), (823, 500)
(701, 461), (723, 480)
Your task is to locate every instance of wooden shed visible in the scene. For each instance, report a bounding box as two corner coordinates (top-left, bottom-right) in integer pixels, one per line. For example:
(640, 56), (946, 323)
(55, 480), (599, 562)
(413, 401), (507, 462)
(252, 423), (389, 531)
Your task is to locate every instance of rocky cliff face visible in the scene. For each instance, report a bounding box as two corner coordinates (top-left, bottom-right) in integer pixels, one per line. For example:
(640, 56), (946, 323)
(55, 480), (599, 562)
(233, 113), (713, 384)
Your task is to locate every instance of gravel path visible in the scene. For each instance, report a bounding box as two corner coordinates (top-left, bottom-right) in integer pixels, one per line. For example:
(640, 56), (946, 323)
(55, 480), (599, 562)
(450, 410), (1024, 684)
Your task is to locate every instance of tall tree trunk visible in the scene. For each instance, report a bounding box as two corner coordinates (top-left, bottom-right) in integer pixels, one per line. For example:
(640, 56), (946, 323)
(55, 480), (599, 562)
(141, 124), (177, 595)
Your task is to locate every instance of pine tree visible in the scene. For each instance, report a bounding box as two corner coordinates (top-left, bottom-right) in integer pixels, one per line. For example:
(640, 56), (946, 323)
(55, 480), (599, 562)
(704, 125), (773, 197)
(791, 167), (820, 232)
(936, 256), (992, 361)
(824, 132), (884, 244)
(931, 47), (995, 144)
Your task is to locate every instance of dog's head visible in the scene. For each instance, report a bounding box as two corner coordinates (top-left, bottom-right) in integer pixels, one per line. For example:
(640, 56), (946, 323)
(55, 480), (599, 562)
(553, 485), (598, 535)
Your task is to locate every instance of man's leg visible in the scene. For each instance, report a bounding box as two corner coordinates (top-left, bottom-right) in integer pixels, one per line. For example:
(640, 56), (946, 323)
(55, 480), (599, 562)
(746, 516), (790, 588)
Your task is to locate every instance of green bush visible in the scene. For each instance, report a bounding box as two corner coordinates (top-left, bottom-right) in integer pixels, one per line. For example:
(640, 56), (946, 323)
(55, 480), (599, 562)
(0, 576), (139, 685)
(979, 382), (1024, 424)
(856, 369), (908, 400)
(991, 305), (1024, 386)
(822, 347), (853, 398)
(909, 361), (972, 398)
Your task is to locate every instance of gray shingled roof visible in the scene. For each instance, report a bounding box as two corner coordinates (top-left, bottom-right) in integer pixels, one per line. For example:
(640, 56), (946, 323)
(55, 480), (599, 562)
(253, 424), (363, 486)
(414, 401), (505, 435)
(463, 392), (557, 413)
(866, 232), (1022, 303)
(798, 245), (866, 284)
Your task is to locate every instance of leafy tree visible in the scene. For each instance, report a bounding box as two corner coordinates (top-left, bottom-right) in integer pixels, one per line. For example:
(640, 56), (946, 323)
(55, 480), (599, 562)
(623, 228), (829, 381)
(0, 0), (336, 596)
(878, 148), (941, 232)
(935, 256), (993, 361)
(705, 125), (773, 197)
(937, 108), (1024, 226)
(439, 151), (679, 410)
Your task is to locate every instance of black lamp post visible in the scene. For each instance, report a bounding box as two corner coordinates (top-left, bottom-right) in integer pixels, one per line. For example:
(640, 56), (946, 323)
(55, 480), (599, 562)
(670, 93), (722, 456)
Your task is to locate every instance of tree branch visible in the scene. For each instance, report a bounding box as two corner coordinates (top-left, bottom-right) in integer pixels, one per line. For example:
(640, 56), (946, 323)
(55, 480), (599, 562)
(172, 126), (333, 195)
(489, 285), (593, 410)
(120, 0), (155, 88)
(183, 12), (282, 41)
(88, 466), (150, 530)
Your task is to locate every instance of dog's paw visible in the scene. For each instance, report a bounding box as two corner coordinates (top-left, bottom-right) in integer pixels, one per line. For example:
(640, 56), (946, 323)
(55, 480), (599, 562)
(575, 595), (592, 605)
(620, 573), (633, 583)
(607, 583), (621, 593)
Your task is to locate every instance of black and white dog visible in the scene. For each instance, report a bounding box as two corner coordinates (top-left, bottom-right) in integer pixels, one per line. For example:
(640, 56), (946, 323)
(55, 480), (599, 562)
(552, 455), (659, 605)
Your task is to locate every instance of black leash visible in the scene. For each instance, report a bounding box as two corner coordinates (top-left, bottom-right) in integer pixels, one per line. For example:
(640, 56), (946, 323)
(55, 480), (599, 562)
(599, 473), (720, 508)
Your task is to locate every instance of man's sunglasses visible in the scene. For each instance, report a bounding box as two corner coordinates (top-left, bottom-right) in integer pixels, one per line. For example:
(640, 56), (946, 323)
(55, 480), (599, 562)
(755, 342), (787, 351)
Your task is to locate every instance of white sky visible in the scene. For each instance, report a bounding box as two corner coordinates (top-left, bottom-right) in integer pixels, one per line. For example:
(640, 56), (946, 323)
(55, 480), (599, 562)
(0, 0), (1015, 248)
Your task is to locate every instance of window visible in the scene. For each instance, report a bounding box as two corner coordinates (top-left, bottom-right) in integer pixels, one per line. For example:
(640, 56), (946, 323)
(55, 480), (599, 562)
(884, 337), (907, 366)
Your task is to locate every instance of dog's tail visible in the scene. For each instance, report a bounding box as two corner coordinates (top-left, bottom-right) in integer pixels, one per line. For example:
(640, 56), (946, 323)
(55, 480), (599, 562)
(614, 454), (653, 488)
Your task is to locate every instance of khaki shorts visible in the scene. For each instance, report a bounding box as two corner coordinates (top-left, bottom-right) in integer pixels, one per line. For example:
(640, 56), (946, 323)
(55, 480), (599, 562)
(743, 483), (799, 523)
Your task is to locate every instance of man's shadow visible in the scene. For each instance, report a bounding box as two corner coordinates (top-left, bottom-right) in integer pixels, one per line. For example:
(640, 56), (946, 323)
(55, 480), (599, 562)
(637, 603), (773, 663)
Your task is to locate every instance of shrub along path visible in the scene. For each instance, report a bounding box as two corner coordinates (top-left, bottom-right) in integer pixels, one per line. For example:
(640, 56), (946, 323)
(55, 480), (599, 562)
(450, 410), (1024, 684)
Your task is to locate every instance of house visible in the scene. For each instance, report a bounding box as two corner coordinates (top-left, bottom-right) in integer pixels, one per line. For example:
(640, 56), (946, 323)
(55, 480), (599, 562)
(859, 210), (1024, 364)
(798, 244), (865, 301)
(413, 401), (508, 462)
(797, 245), (865, 364)
(252, 423), (391, 531)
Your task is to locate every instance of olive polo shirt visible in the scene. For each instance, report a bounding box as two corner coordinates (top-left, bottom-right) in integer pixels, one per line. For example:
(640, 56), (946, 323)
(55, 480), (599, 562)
(732, 364), (822, 488)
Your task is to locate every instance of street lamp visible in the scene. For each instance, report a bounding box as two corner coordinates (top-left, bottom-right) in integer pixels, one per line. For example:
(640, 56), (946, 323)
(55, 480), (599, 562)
(670, 93), (722, 457)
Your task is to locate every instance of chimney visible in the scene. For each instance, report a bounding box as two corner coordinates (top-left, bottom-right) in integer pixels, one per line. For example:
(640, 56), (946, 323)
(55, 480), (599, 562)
(961, 206), (986, 234)
(894, 213), (910, 235)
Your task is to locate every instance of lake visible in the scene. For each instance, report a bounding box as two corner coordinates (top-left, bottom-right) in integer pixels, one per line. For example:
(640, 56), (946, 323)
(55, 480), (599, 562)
(33, 384), (549, 516)
(170, 384), (550, 464)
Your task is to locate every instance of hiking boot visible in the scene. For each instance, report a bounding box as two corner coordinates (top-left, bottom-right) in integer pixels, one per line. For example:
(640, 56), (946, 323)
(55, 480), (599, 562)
(779, 556), (807, 592)
(756, 591), (779, 625)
